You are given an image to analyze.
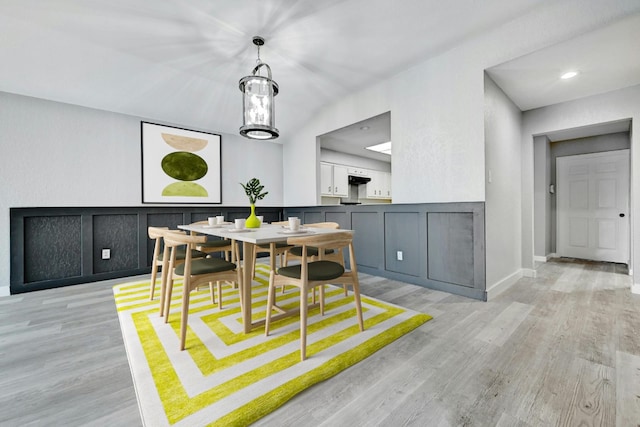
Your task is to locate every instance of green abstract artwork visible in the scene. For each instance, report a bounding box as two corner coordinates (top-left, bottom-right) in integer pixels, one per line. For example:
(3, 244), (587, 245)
(141, 122), (221, 204)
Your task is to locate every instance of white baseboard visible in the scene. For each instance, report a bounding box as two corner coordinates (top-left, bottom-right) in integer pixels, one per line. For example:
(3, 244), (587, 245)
(534, 253), (557, 263)
(633, 283), (640, 295)
(486, 270), (524, 300)
(522, 269), (537, 278)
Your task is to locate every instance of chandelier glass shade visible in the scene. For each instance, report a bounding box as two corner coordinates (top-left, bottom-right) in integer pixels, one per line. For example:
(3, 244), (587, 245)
(239, 37), (279, 140)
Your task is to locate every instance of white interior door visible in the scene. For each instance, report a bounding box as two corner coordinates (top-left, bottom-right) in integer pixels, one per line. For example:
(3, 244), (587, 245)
(557, 150), (629, 263)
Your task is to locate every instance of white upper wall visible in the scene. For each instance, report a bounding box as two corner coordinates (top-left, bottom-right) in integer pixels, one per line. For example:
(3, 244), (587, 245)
(484, 74), (523, 291)
(281, 1), (640, 206)
(0, 91), (283, 295)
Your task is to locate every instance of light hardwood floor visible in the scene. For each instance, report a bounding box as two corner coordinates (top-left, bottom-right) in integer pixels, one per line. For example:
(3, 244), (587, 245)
(1, 258), (639, 426)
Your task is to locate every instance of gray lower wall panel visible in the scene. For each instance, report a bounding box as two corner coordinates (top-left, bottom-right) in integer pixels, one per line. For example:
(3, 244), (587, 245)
(427, 212), (475, 287)
(93, 214), (139, 274)
(325, 211), (349, 229)
(385, 212), (420, 277)
(11, 203), (485, 300)
(10, 206), (285, 294)
(24, 215), (82, 282)
(284, 202), (486, 300)
(352, 212), (382, 269)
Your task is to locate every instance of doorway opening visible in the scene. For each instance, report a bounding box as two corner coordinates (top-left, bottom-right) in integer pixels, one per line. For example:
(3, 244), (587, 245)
(533, 119), (631, 265)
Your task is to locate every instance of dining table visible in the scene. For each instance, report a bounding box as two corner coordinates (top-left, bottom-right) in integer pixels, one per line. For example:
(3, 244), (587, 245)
(178, 222), (349, 333)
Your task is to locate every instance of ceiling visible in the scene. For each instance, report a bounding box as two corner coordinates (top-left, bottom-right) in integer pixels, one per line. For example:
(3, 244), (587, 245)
(320, 112), (391, 162)
(1, 1), (639, 158)
(486, 12), (640, 111)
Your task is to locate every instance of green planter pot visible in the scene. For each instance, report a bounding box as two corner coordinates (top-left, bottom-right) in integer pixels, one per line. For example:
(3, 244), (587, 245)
(245, 204), (261, 228)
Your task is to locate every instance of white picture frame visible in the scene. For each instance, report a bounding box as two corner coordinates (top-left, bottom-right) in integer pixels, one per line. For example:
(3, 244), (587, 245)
(141, 122), (222, 204)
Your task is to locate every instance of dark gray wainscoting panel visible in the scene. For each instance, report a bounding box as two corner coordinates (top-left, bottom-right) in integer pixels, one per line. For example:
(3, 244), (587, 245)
(11, 204), (484, 299)
(24, 215), (82, 282)
(325, 211), (349, 229)
(93, 214), (139, 274)
(284, 202), (486, 300)
(385, 212), (420, 277)
(427, 212), (474, 287)
(283, 209), (324, 225)
(10, 206), (284, 294)
(352, 211), (383, 269)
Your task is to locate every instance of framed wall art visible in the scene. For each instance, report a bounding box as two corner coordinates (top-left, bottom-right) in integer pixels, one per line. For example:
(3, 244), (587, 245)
(141, 122), (222, 204)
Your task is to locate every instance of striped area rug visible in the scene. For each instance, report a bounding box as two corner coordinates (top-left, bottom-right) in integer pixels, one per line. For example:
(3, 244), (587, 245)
(113, 264), (432, 426)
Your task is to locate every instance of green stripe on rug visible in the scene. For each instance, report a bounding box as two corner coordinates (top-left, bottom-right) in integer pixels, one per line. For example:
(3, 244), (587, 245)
(113, 264), (432, 426)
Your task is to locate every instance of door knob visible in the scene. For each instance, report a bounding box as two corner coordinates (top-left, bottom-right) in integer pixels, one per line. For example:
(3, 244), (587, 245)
(619, 213), (625, 217)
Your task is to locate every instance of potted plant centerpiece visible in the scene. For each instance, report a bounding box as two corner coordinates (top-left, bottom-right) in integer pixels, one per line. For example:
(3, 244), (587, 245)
(240, 178), (268, 228)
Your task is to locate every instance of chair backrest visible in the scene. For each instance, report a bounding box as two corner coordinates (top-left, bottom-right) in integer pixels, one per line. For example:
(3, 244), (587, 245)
(162, 233), (207, 276)
(148, 226), (185, 239)
(148, 226), (169, 239)
(287, 231), (353, 261)
(148, 226), (185, 259)
(303, 222), (340, 229)
(162, 232), (207, 249)
(163, 232), (239, 270)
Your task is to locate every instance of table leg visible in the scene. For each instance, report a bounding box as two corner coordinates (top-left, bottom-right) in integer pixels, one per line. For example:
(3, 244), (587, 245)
(270, 242), (276, 272)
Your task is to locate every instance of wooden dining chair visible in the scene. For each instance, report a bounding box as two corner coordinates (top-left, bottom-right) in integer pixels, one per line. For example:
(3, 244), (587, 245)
(283, 222), (341, 266)
(251, 220), (293, 279)
(264, 231), (364, 361)
(281, 222), (346, 297)
(188, 220), (236, 262)
(147, 226), (207, 303)
(162, 232), (242, 351)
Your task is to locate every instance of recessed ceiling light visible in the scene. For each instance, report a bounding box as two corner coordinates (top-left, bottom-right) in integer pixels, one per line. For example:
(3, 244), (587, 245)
(365, 141), (392, 155)
(560, 70), (579, 80)
(359, 126), (370, 131)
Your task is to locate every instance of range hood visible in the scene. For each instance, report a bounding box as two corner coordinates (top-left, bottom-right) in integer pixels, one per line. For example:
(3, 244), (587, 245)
(348, 175), (371, 185)
(340, 175), (371, 205)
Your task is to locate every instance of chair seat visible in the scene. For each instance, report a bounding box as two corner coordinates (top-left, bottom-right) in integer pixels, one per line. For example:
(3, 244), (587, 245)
(158, 247), (207, 261)
(199, 239), (232, 248)
(288, 246), (335, 257)
(277, 260), (345, 281)
(175, 257), (236, 276)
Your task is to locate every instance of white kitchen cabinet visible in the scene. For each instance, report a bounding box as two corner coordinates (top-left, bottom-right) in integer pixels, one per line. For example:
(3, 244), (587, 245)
(364, 170), (392, 199)
(320, 163), (333, 196)
(332, 165), (349, 196)
(381, 171), (391, 198)
(320, 162), (349, 197)
(347, 167), (369, 177)
(365, 170), (380, 198)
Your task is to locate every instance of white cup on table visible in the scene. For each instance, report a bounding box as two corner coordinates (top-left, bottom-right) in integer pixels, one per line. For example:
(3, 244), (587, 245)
(257, 215), (264, 225)
(235, 218), (246, 230)
(216, 215), (225, 224)
(207, 217), (216, 226)
(288, 217), (300, 231)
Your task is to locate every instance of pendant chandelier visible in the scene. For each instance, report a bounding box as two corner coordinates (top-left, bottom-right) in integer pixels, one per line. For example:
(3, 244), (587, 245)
(239, 36), (279, 140)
